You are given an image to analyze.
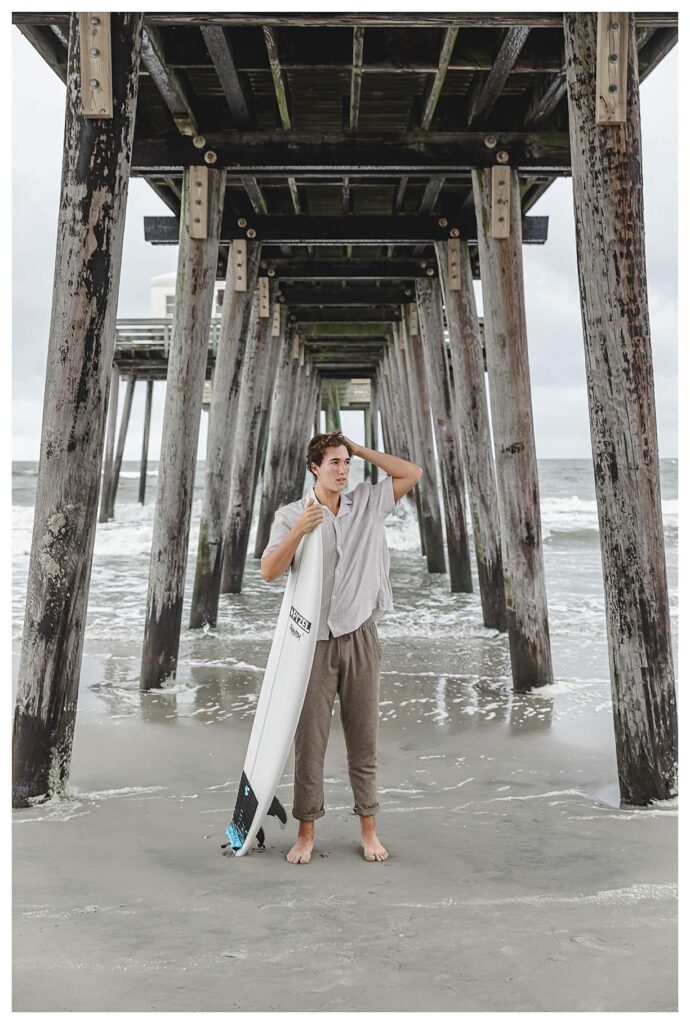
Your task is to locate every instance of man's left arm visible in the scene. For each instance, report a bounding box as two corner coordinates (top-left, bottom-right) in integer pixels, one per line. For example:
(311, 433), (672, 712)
(346, 439), (422, 503)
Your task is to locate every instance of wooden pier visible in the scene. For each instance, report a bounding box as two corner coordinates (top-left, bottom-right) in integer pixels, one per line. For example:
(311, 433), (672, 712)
(13, 11), (677, 808)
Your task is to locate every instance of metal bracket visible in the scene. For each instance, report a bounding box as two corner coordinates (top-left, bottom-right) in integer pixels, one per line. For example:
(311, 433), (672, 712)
(596, 13), (629, 125)
(447, 236), (462, 290)
(272, 304), (281, 337)
(258, 276), (270, 317)
(188, 166), (208, 239)
(491, 164), (510, 239)
(407, 303), (419, 337)
(292, 331), (301, 358)
(231, 239), (247, 291)
(79, 13), (112, 117)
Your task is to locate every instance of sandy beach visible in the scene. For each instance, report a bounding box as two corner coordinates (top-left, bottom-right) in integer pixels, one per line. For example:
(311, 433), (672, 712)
(13, 638), (677, 1012)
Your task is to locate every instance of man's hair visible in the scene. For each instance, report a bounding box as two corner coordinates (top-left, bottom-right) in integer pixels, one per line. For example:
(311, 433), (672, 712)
(306, 432), (353, 478)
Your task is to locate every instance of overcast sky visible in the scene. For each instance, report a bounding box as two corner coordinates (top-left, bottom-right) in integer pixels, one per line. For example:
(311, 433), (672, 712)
(12, 30), (677, 461)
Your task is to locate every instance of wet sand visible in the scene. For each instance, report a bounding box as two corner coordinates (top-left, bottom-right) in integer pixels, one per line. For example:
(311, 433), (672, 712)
(12, 637), (677, 1012)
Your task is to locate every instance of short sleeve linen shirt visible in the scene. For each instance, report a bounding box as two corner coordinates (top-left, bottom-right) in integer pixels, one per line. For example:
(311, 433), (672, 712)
(262, 475), (396, 639)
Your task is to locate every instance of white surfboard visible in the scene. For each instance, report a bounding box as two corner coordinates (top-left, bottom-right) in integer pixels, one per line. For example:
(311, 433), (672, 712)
(224, 488), (323, 857)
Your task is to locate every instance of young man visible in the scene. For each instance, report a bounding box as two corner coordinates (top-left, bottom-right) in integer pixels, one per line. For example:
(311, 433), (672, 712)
(261, 430), (422, 864)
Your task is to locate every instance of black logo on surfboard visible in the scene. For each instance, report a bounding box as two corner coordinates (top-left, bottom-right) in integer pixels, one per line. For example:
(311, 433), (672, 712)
(289, 606), (311, 633)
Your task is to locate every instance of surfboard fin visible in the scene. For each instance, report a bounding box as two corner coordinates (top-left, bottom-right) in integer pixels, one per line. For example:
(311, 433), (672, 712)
(256, 827), (266, 849)
(267, 796), (287, 828)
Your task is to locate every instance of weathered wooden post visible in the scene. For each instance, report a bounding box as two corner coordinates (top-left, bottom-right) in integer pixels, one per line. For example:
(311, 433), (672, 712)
(99, 365), (120, 523)
(140, 166), (226, 688)
(220, 279), (278, 593)
(106, 373), (136, 517)
(12, 13), (144, 807)
(287, 356), (317, 502)
(437, 239), (507, 630)
(255, 321), (297, 556)
(388, 327), (425, 544)
(324, 381), (341, 431)
(472, 166), (553, 689)
(563, 12), (677, 803)
(249, 318), (286, 527)
(402, 315), (447, 573)
(138, 379), (153, 504)
(272, 340), (303, 509)
(369, 377), (380, 484)
(189, 242), (261, 628)
(415, 282), (473, 592)
(363, 404), (372, 480)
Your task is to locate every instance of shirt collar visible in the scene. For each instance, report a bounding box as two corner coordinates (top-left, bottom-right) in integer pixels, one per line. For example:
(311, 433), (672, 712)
(315, 490), (352, 518)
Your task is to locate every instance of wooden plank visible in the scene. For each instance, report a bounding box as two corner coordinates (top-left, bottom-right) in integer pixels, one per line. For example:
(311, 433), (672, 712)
(491, 163), (511, 238)
(187, 165), (208, 239)
(140, 23), (199, 135)
(473, 165), (553, 689)
(349, 26), (364, 130)
(564, 12), (677, 804)
(263, 25), (292, 129)
(79, 13), (112, 117)
(596, 13), (629, 124)
(447, 236), (461, 290)
(467, 26), (531, 127)
(140, 167), (226, 687)
(232, 238), (247, 291)
(258, 275), (270, 317)
(189, 243), (261, 629)
(12, 13), (143, 808)
(436, 238), (507, 629)
(420, 26), (459, 130)
(200, 24), (254, 128)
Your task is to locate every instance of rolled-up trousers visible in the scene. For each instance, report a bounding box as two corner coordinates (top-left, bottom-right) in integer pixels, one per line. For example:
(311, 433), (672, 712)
(292, 615), (382, 821)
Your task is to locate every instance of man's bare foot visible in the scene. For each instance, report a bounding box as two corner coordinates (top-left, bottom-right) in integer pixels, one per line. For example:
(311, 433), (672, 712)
(360, 814), (388, 862)
(286, 821), (314, 864)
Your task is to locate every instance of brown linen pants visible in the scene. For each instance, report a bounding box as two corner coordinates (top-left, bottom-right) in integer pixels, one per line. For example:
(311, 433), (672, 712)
(292, 615), (382, 821)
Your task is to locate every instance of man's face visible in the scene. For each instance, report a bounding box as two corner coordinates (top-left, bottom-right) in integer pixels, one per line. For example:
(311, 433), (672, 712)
(312, 444), (350, 490)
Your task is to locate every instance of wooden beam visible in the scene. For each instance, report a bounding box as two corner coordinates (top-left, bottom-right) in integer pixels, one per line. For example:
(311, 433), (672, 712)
(140, 23), (199, 135)
(420, 26), (459, 130)
(291, 307), (401, 323)
(467, 26), (531, 127)
(563, 12), (677, 805)
(131, 131), (572, 175)
(99, 366), (120, 522)
(15, 13), (679, 28)
(15, 23), (67, 82)
(266, 259), (438, 279)
(263, 25), (292, 129)
(139, 379), (153, 505)
(107, 374), (136, 516)
(282, 286), (412, 304)
(200, 25), (254, 128)
(349, 26), (364, 130)
(144, 213), (549, 245)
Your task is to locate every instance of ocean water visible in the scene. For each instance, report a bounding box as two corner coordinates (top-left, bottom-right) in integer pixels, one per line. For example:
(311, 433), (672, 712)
(11, 458), (678, 762)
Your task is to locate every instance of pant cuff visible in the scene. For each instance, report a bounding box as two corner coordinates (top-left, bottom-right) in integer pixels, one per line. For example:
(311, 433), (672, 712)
(292, 807), (326, 821)
(353, 802), (380, 817)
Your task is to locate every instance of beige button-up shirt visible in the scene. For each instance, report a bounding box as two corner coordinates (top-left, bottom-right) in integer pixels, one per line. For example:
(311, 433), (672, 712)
(262, 475), (396, 639)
